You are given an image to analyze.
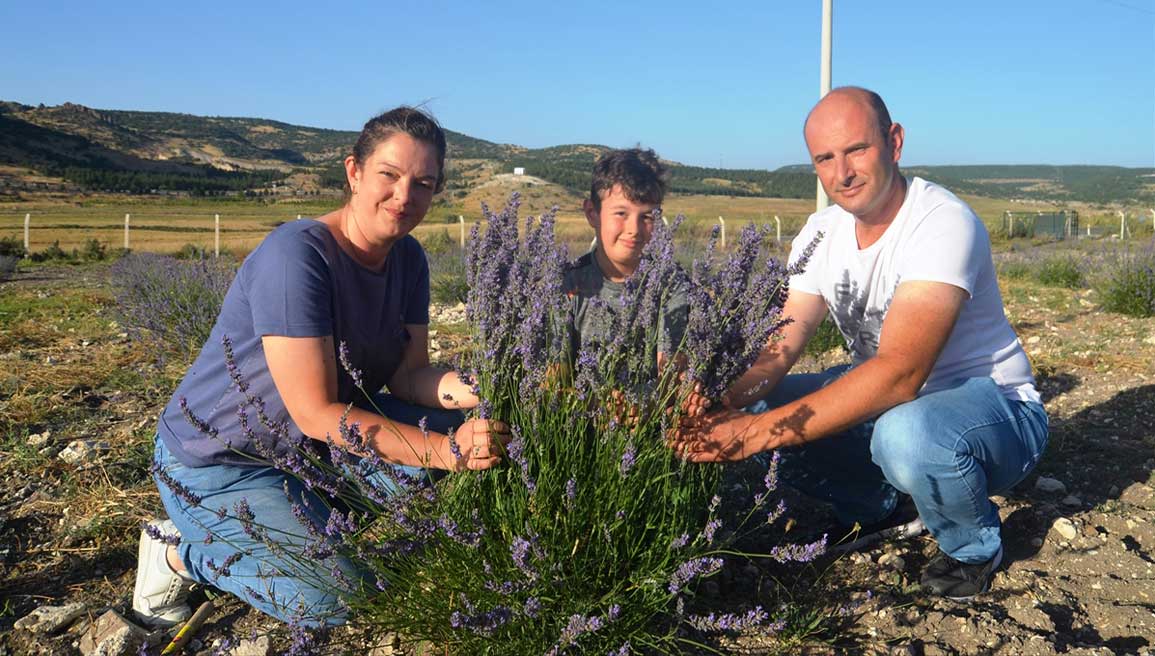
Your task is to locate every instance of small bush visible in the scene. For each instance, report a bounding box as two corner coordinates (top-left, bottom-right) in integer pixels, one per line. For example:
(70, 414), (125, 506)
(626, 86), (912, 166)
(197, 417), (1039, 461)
(997, 258), (1032, 281)
(1036, 255), (1085, 288)
(427, 248), (469, 305)
(80, 238), (107, 262)
(29, 241), (71, 263)
(1097, 244), (1155, 318)
(173, 243), (210, 260)
(0, 255), (18, 282)
(0, 236), (25, 259)
(805, 316), (846, 356)
(420, 228), (457, 256)
(110, 253), (237, 357)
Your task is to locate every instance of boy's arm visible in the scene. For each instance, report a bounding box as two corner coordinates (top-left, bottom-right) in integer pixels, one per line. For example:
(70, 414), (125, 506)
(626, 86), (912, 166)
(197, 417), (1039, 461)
(724, 290), (828, 409)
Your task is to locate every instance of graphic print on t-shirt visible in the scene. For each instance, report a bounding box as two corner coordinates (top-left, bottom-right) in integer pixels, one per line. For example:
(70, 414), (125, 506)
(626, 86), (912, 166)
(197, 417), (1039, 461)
(829, 268), (891, 362)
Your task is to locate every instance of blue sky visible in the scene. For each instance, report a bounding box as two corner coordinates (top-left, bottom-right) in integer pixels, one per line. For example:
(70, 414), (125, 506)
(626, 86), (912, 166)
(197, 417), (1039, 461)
(2, 0), (1152, 170)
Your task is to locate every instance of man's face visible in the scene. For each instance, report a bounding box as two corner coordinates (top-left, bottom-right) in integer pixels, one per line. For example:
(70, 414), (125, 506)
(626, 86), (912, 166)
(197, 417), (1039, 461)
(804, 95), (904, 222)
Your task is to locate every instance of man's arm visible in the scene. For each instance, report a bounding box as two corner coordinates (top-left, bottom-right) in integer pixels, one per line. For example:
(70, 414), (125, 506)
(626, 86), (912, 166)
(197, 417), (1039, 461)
(672, 280), (967, 461)
(725, 290), (828, 409)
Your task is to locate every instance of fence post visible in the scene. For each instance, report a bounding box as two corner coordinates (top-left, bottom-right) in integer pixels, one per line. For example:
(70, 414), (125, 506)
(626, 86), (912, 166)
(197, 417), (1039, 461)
(124, 213), (130, 250)
(718, 216), (726, 249)
(1119, 211), (1126, 240)
(215, 214), (221, 258)
(458, 215), (466, 249)
(23, 213), (30, 257)
(773, 215), (781, 244)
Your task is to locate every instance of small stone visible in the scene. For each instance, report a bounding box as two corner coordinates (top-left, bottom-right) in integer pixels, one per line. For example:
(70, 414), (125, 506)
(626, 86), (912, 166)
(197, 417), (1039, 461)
(1061, 495), (1082, 508)
(878, 553), (907, 571)
(1052, 517), (1079, 541)
(1035, 476), (1066, 494)
(14, 603), (86, 634)
(78, 610), (153, 656)
(58, 440), (110, 467)
(230, 635), (271, 656)
(26, 431), (52, 447)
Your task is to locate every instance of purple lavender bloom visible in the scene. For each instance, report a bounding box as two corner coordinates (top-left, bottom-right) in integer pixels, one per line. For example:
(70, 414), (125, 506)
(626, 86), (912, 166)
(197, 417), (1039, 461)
(564, 478), (576, 507)
(668, 556), (723, 594)
(670, 533), (689, 550)
(337, 340), (364, 389)
(609, 642), (631, 656)
(769, 534), (828, 563)
(687, 606), (783, 636)
(702, 518), (722, 545)
(446, 426), (462, 460)
(142, 521), (181, 546)
(619, 443), (636, 477)
(522, 597), (541, 619)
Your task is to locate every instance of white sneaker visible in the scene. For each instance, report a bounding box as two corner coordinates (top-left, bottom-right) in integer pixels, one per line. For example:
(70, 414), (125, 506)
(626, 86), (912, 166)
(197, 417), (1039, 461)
(132, 519), (194, 627)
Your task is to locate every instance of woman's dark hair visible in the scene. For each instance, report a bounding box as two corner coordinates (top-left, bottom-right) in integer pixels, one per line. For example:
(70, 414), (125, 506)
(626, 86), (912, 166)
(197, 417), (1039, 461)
(352, 106), (448, 193)
(588, 147), (668, 211)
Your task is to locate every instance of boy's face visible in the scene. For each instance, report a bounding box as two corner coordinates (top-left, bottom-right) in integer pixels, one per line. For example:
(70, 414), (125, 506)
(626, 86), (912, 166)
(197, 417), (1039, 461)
(584, 184), (659, 279)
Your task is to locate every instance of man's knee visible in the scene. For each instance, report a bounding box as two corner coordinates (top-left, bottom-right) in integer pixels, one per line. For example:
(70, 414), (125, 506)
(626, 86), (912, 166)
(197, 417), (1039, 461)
(870, 402), (940, 489)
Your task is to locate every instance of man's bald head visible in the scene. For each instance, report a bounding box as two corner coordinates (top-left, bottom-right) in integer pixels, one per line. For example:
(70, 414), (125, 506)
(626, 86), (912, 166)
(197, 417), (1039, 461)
(804, 86), (893, 142)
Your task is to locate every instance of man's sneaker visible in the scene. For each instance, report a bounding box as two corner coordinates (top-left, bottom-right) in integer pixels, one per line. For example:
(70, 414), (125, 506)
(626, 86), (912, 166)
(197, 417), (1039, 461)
(133, 519), (194, 627)
(920, 545), (1004, 601)
(831, 495), (926, 554)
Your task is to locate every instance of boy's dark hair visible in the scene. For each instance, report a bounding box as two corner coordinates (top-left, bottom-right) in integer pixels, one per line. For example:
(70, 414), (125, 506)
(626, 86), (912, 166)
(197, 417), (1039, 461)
(352, 106), (448, 193)
(588, 147), (669, 211)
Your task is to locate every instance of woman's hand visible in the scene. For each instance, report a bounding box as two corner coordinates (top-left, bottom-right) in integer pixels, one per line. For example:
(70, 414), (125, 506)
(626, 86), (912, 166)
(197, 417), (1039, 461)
(450, 418), (512, 471)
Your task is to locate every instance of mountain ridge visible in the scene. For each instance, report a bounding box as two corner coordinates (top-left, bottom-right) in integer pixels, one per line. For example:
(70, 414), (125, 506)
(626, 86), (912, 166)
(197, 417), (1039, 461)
(1, 101), (1150, 203)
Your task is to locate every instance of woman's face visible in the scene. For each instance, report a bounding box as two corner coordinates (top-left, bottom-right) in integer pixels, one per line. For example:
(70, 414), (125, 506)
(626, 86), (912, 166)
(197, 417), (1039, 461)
(345, 133), (441, 246)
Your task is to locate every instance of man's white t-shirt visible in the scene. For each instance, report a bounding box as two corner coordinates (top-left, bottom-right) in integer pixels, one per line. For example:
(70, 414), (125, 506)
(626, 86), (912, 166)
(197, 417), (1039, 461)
(788, 177), (1039, 403)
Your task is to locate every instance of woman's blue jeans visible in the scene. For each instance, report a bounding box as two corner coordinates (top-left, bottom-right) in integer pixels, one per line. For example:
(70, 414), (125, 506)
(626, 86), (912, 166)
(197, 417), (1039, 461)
(153, 394), (464, 627)
(747, 366), (1049, 564)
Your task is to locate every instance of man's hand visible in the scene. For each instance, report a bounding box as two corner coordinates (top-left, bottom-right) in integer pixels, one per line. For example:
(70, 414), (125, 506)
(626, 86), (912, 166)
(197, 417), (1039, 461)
(667, 409), (766, 463)
(451, 418), (511, 471)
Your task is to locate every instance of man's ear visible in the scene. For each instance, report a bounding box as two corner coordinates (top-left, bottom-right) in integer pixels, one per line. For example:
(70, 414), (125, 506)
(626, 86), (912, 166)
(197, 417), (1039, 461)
(888, 123), (905, 165)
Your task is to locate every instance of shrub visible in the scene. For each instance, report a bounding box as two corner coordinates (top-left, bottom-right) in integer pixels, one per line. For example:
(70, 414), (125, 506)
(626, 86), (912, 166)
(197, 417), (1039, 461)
(173, 243), (210, 260)
(176, 194), (827, 653)
(1035, 254), (1085, 288)
(421, 228), (458, 256)
(30, 241), (70, 263)
(110, 253), (236, 357)
(1097, 243), (1155, 318)
(805, 316), (846, 356)
(0, 255), (17, 282)
(80, 238), (107, 262)
(0, 236), (25, 259)
(429, 250), (469, 305)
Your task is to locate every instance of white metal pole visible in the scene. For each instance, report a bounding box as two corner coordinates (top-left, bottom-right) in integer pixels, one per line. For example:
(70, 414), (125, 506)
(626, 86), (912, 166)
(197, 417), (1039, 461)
(297, 214), (302, 221)
(124, 213), (130, 250)
(1119, 210), (1126, 240)
(718, 216), (726, 249)
(816, 0), (833, 213)
(774, 215), (782, 244)
(23, 213), (30, 257)
(215, 214), (221, 258)
(459, 215), (466, 249)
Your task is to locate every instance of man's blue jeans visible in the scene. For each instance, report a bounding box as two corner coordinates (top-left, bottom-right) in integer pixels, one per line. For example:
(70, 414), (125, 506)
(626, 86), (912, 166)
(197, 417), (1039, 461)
(748, 366), (1049, 564)
(154, 394), (463, 626)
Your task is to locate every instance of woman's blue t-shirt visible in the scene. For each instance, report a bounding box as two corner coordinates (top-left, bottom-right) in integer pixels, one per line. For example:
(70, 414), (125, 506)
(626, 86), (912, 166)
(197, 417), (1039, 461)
(158, 220), (430, 467)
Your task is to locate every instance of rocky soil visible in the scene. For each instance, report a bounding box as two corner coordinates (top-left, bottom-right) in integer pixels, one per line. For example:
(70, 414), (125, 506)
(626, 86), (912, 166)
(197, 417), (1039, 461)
(1, 263), (1153, 655)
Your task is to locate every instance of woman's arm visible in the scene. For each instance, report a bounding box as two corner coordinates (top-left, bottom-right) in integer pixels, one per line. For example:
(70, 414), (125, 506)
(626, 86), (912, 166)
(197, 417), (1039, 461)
(262, 334), (502, 470)
(385, 324), (480, 410)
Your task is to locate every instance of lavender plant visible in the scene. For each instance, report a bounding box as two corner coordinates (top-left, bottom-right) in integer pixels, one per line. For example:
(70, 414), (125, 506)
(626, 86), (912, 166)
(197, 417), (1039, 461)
(167, 193), (826, 653)
(333, 194), (825, 653)
(1097, 240), (1155, 318)
(111, 252), (235, 357)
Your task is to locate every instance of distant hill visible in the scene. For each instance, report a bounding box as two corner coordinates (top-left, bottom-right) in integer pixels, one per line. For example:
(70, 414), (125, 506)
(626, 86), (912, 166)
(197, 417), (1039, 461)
(0, 100), (1150, 203)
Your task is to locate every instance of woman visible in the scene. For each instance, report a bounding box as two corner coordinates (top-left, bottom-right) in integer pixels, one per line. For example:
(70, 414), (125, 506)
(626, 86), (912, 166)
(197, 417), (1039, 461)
(132, 107), (507, 628)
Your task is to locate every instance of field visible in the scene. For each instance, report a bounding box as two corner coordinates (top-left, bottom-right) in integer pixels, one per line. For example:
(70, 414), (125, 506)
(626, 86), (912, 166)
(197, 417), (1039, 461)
(4, 190), (1147, 258)
(1, 194), (1154, 655)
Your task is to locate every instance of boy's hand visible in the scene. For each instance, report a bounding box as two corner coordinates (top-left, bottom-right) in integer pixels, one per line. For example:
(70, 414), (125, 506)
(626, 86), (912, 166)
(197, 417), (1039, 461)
(453, 418), (511, 471)
(608, 390), (641, 427)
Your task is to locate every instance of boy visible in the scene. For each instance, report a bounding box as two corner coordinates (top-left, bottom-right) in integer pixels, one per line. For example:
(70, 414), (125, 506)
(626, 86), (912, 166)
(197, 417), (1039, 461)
(564, 147), (690, 390)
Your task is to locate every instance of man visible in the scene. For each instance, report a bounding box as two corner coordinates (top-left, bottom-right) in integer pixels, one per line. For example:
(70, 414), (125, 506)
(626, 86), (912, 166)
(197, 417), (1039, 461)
(670, 87), (1048, 600)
